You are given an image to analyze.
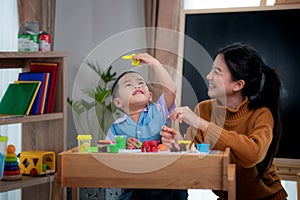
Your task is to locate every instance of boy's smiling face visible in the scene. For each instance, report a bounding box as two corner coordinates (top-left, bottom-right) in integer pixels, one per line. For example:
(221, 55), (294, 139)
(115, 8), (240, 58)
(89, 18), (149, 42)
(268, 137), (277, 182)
(113, 73), (152, 113)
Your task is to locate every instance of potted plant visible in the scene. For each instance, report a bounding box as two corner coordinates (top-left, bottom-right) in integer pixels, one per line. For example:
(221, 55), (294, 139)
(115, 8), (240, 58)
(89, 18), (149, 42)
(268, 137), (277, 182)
(67, 60), (121, 199)
(67, 60), (117, 144)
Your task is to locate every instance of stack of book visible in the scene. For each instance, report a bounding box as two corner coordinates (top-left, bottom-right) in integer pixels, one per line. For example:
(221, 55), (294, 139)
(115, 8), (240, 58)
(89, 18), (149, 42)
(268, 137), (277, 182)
(0, 62), (59, 118)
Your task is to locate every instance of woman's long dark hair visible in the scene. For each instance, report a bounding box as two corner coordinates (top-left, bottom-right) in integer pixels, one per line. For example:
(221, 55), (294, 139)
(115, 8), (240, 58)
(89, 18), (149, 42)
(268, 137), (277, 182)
(217, 42), (282, 177)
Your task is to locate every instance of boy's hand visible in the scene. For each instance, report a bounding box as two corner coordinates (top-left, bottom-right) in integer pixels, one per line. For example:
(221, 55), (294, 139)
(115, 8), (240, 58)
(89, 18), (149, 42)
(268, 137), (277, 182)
(133, 53), (161, 66)
(126, 137), (140, 149)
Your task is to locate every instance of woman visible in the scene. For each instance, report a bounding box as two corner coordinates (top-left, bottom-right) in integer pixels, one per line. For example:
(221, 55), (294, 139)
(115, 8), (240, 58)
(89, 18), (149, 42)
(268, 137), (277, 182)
(161, 42), (288, 200)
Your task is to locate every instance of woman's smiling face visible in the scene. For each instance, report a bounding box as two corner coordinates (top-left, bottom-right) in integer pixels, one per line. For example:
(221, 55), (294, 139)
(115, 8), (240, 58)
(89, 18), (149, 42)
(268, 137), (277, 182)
(206, 54), (237, 101)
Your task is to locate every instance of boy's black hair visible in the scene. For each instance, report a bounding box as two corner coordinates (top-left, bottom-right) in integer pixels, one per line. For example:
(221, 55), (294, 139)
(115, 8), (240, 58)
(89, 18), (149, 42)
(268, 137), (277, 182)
(111, 71), (143, 99)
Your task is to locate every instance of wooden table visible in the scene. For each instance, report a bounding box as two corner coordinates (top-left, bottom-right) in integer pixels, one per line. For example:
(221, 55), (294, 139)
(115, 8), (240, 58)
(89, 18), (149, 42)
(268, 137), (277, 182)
(56, 147), (236, 200)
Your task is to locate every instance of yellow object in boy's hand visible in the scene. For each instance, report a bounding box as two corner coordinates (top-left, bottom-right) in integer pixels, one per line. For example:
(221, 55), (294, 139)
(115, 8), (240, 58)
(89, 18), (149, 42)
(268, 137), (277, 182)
(122, 53), (136, 60)
(122, 53), (141, 66)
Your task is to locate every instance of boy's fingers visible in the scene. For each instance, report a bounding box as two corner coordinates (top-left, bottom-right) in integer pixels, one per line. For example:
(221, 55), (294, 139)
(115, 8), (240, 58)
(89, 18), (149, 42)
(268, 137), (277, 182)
(126, 137), (140, 149)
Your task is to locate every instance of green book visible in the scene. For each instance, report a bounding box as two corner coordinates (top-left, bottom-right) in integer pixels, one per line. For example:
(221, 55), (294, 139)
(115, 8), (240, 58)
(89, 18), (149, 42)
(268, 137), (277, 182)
(0, 82), (40, 116)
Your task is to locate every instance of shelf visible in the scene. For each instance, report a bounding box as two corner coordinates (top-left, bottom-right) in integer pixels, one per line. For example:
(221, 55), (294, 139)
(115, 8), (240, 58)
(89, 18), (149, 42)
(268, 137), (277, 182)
(0, 51), (67, 199)
(0, 52), (68, 59)
(0, 52), (67, 70)
(0, 113), (63, 125)
(0, 174), (54, 193)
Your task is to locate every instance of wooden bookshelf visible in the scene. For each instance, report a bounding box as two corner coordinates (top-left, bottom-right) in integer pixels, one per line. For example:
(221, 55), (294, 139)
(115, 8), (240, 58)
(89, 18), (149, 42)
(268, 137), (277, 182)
(0, 175), (54, 192)
(0, 113), (63, 125)
(0, 52), (67, 200)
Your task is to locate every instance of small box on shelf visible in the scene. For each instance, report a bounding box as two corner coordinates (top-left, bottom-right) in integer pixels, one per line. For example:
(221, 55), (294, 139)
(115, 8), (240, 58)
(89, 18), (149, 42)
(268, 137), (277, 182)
(18, 34), (39, 52)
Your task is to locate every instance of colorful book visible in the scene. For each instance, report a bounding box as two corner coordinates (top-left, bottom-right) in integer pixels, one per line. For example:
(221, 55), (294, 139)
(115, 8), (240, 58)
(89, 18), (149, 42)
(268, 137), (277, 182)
(13, 81), (41, 115)
(30, 62), (59, 113)
(18, 72), (50, 115)
(0, 82), (40, 116)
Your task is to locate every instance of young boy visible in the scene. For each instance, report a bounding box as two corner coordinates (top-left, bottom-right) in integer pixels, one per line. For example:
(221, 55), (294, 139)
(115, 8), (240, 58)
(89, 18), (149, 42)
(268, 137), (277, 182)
(106, 53), (176, 148)
(106, 53), (188, 200)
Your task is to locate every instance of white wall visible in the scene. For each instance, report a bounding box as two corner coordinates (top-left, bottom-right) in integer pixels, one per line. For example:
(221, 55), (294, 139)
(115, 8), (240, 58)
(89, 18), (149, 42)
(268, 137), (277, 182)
(54, 0), (145, 148)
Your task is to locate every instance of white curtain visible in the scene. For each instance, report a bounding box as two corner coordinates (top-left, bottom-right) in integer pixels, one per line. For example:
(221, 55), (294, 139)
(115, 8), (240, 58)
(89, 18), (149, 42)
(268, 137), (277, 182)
(0, 0), (21, 199)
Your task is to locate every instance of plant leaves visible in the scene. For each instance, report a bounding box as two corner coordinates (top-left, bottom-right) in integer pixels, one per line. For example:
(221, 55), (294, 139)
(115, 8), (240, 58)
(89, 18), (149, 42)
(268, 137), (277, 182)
(68, 59), (117, 139)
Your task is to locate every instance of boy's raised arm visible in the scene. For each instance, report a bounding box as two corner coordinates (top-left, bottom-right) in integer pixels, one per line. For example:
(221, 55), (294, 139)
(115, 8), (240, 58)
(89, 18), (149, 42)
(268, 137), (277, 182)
(133, 53), (176, 110)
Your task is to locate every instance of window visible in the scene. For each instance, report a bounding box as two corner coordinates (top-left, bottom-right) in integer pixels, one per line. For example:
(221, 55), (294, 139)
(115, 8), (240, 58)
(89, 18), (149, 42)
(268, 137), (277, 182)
(184, 0), (275, 9)
(0, 0), (21, 199)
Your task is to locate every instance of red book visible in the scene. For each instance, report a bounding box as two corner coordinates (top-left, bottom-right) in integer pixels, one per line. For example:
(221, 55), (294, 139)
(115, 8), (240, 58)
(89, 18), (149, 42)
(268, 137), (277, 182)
(30, 62), (59, 113)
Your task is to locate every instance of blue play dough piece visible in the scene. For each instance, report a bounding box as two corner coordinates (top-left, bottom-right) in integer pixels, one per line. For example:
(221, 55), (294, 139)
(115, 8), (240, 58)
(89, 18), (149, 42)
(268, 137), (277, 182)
(197, 143), (210, 153)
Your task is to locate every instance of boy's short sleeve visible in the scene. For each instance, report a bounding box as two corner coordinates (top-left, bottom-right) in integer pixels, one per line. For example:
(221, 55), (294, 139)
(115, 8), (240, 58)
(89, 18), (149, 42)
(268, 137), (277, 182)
(155, 93), (175, 122)
(105, 128), (116, 141)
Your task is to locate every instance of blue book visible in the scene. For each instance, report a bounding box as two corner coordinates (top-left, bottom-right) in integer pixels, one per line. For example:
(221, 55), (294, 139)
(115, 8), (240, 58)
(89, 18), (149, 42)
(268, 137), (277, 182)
(18, 72), (50, 115)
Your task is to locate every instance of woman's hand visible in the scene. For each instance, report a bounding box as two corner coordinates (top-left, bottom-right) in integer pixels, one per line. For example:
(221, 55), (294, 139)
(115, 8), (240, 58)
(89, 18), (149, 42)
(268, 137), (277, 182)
(126, 137), (140, 149)
(168, 106), (202, 130)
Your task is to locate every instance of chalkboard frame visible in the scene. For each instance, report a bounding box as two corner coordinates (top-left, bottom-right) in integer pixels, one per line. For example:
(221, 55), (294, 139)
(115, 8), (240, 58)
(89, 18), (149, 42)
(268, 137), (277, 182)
(177, 4), (300, 181)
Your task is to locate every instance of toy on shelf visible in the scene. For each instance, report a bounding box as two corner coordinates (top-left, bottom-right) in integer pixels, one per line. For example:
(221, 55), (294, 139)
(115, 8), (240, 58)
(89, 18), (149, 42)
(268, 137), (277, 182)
(3, 144), (22, 180)
(0, 135), (8, 180)
(19, 150), (55, 176)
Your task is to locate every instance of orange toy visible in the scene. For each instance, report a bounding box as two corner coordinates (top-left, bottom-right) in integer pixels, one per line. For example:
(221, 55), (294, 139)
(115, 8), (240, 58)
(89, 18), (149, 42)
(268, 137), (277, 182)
(6, 144), (16, 154)
(3, 144), (22, 180)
